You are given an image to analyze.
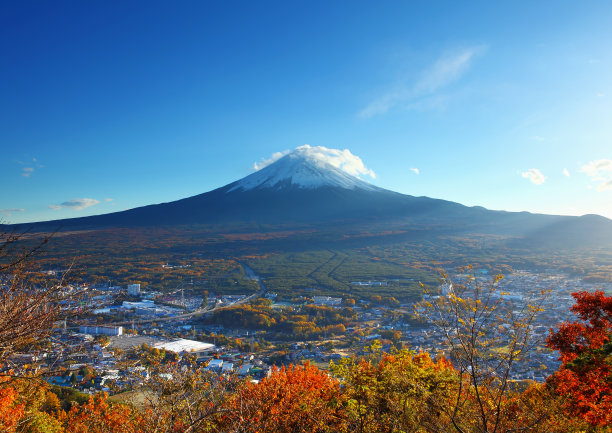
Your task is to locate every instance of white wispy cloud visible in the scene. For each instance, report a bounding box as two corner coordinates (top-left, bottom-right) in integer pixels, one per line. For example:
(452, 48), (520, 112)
(521, 168), (546, 185)
(563, 168), (570, 177)
(253, 151), (291, 170)
(49, 198), (100, 211)
(104, 198), (114, 202)
(359, 45), (487, 118)
(410, 167), (420, 175)
(253, 145), (376, 179)
(17, 157), (43, 178)
(531, 136), (545, 142)
(414, 47), (486, 93)
(597, 180), (612, 191)
(580, 159), (612, 191)
(0, 208), (25, 216)
(580, 159), (612, 177)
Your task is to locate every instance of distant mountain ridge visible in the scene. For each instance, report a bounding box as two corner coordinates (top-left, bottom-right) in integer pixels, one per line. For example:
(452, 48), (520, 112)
(7, 149), (612, 248)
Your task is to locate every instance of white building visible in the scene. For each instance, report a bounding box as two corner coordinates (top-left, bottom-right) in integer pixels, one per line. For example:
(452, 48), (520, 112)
(79, 325), (123, 336)
(153, 338), (215, 355)
(127, 284), (141, 296)
(312, 296), (342, 306)
(207, 358), (224, 371)
(122, 300), (154, 309)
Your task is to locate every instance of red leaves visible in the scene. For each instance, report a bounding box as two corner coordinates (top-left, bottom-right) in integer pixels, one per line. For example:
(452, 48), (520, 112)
(223, 363), (345, 432)
(570, 291), (612, 325)
(0, 386), (25, 432)
(547, 290), (612, 427)
(64, 393), (143, 433)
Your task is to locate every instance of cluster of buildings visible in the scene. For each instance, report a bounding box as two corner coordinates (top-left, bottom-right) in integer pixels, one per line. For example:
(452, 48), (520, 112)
(92, 300), (183, 318)
(6, 326), (274, 395)
(399, 270), (609, 381)
(11, 268), (609, 394)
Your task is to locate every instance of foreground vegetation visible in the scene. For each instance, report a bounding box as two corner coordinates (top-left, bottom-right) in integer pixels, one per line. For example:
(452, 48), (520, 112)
(2, 266), (611, 432)
(1, 312), (610, 433)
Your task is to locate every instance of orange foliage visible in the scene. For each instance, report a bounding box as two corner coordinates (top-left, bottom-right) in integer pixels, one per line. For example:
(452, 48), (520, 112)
(0, 385), (25, 433)
(63, 393), (143, 433)
(224, 363), (345, 433)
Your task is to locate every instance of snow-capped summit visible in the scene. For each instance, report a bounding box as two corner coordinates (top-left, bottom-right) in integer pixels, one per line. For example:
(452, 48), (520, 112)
(229, 146), (378, 192)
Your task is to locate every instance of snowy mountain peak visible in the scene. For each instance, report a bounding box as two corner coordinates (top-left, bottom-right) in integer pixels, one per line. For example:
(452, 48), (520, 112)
(228, 147), (378, 192)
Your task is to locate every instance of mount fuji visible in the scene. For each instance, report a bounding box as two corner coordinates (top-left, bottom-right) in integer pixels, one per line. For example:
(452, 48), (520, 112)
(10, 147), (612, 248)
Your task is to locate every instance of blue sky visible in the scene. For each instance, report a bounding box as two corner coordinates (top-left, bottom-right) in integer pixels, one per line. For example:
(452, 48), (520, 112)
(1, 1), (611, 223)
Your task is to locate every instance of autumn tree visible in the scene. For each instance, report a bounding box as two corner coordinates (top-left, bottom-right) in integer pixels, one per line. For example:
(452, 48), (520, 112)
(0, 384), (24, 432)
(0, 229), (92, 432)
(0, 376), (66, 433)
(331, 345), (457, 433)
(0, 230), (66, 362)
(62, 393), (143, 433)
(128, 363), (234, 433)
(221, 363), (346, 433)
(511, 382), (594, 433)
(418, 267), (550, 433)
(547, 290), (612, 427)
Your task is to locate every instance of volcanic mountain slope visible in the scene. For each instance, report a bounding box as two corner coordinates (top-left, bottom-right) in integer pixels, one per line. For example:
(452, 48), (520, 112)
(9, 147), (612, 248)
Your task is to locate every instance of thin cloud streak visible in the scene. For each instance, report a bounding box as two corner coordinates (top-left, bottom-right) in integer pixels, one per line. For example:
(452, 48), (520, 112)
(0, 208), (25, 216)
(49, 198), (100, 211)
(598, 179), (612, 192)
(414, 47), (485, 93)
(359, 45), (487, 118)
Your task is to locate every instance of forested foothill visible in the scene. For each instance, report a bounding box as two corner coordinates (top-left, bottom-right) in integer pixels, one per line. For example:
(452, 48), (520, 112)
(10, 223), (612, 300)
